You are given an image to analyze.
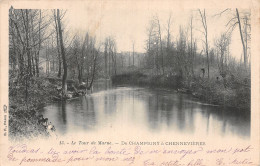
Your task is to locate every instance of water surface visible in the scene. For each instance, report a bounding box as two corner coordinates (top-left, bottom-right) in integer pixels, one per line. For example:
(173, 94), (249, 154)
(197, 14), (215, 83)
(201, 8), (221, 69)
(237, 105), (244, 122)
(41, 80), (250, 139)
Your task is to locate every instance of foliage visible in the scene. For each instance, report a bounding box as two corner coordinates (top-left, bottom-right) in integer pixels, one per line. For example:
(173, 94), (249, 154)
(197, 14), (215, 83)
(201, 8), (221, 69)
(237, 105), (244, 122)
(9, 72), (58, 140)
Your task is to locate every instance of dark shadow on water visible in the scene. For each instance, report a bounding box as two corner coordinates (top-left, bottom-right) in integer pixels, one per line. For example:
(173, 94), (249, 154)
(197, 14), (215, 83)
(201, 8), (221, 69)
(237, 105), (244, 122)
(41, 82), (250, 139)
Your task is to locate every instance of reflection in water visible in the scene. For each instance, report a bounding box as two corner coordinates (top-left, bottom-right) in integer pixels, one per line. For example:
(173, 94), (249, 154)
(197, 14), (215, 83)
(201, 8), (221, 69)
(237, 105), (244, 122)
(40, 80), (250, 139)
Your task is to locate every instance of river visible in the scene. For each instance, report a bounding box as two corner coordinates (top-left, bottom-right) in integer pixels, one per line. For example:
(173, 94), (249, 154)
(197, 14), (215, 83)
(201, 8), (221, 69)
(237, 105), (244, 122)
(40, 80), (250, 140)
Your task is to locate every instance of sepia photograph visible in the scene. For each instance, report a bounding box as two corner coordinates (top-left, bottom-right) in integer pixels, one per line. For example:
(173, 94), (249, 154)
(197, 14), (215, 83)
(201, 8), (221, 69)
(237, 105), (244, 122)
(1, 0), (259, 165)
(8, 7), (251, 140)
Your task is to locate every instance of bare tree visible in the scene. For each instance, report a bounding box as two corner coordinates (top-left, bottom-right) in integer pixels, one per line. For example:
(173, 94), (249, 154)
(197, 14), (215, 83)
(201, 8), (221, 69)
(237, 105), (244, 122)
(71, 34), (82, 84)
(176, 26), (187, 78)
(215, 33), (230, 87)
(198, 9), (210, 79)
(88, 46), (100, 89)
(146, 19), (156, 69)
(80, 33), (89, 84)
(104, 38), (109, 77)
(56, 9), (67, 95)
(45, 42), (50, 76)
(218, 8), (251, 68)
(87, 38), (99, 89)
(166, 14), (172, 51)
(110, 40), (117, 75)
(53, 10), (62, 78)
(236, 9), (247, 68)
(166, 13), (173, 69)
(35, 10), (42, 77)
(132, 40), (135, 66)
(154, 15), (164, 75)
(189, 15), (194, 76)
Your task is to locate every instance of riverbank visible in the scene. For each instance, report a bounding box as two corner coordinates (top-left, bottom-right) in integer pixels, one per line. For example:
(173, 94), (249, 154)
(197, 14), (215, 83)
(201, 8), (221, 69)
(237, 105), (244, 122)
(111, 71), (250, 111)
(9, 74), (99, 140)
(9, 71), (250, 140)
(9, 76), (59, 141)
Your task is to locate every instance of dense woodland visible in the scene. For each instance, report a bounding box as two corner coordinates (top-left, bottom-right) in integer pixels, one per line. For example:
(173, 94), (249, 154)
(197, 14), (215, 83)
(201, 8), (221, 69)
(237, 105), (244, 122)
(9, 8), (250, 140)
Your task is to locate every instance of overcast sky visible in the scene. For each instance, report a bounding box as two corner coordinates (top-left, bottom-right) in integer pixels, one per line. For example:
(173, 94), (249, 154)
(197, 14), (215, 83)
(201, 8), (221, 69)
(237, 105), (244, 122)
(63, 2), (248, 60)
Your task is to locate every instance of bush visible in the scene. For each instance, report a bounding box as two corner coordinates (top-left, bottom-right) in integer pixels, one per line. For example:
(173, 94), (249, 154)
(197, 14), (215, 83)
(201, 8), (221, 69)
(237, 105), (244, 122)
(9, 107), (49, 141)
(111, 69), (250, 111)
(9, 76), (58, 140)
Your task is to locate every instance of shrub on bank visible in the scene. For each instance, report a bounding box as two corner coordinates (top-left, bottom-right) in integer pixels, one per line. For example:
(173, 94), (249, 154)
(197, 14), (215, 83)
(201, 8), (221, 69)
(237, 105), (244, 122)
(9, 76), (58, 140)
(112, 71), (250, 111)
(9, 107), (49, 141)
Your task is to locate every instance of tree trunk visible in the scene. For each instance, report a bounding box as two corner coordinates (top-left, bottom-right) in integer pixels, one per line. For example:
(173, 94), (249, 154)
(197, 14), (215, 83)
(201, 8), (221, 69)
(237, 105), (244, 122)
(156, 42), (159, 75)
(78, 66), (82, 84)
(108, 49), (110, 76)
(204, 11), (210, 79)
(132, 43), (135, 66)
(104, 42), (108, 77)
(23, 9), (32, 76)
(236, 8), (247, 68)
(88, 51), (97, 89)
(206, 32), (209, 79)
(199, 9), (210, 79)
(78, 70), (82, 84)
(30, 14), (36, 76)
(51, 35), (55, 72)
(157, 20), (164, 75)
(114, 52), (117, 75)
(10, 23), (18, 73)
(54, 10), (62, 78)
(57, 9), (67, 95)
(45, 45), (49, 76)
(36, 10), (42, 77)
(166, 15), (171, 68)
(190, 17), (194, 76)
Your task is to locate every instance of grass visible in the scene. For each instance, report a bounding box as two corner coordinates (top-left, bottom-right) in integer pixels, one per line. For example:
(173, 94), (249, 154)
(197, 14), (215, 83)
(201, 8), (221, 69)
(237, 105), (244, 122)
(9, 75), (58, 141)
